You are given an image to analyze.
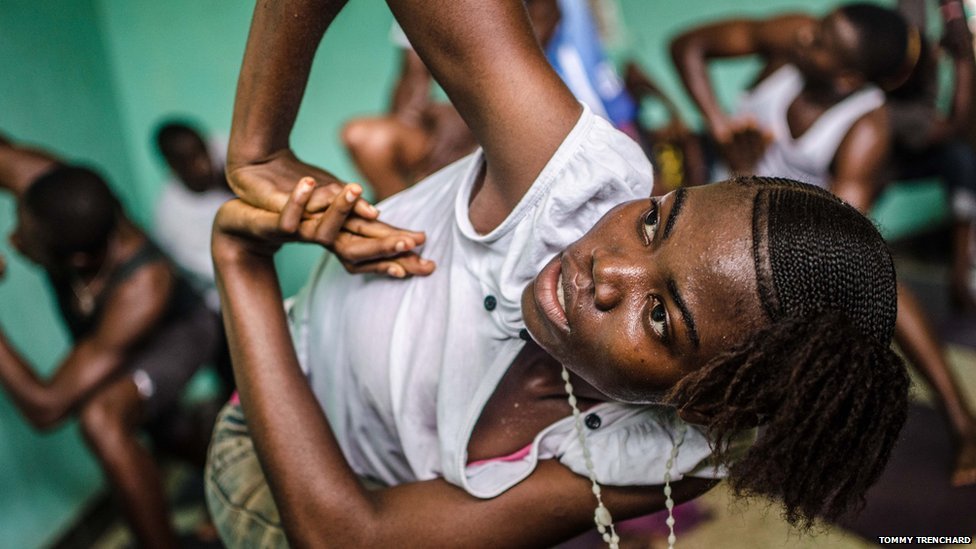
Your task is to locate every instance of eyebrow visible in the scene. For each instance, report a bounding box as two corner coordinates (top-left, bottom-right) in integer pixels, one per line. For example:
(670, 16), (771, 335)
(667, 277), (700, 349)
(662, 188), (686, 240)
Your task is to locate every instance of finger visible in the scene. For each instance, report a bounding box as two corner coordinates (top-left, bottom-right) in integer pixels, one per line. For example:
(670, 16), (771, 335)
(330, 231), (426, 264)
(340, 254), (437, 278)
(279, 177), (317, 233)
(315, 184), (362, 246)
(342, 216), (426, 243)
(353, 196), (380, 219)
(307, 184), (342, 213)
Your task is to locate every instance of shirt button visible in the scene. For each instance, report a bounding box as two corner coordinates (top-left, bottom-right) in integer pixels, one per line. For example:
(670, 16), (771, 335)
(484, 295), (497, 311)
(585, 413), (602, 430)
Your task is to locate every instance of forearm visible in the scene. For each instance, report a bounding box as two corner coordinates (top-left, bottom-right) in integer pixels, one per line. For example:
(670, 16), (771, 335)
(214, 237), (377, 545)
(0, 142), (59, 198)
(0, 331), (65, 428)
(670, 32), (730, 133)
(228, 0), (348, 167)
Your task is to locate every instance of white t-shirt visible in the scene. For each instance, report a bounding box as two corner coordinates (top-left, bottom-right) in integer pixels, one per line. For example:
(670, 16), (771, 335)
(288, 104), (731, 498)
(735, 64), (885, 188)
(154, 140), (234, 312)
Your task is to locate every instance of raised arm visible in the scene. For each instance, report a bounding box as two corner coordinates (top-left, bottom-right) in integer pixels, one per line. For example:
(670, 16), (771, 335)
(670, 14), (812, 142)
(0, 134), (60, 198)
(925, 2), (975, 144)
(230, 0), (579, 233)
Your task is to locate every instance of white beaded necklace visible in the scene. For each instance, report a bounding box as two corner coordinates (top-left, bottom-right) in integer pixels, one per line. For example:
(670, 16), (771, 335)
(561, 366), (686, 549)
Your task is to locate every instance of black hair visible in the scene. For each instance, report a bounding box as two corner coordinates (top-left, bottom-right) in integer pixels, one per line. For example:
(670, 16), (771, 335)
(23, 165), (121, 259)
(154, 119), (205, 158)
(838, 3), (912, 87)
(666, 176), (909, 527)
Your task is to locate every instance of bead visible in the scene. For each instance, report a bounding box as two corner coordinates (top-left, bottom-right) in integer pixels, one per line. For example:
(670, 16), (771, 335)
(663, 485), (672, 497)
(596, 524), (607, 534)
(595, 505), (613, 526)
(568, 394), (577, 407)
(610, 534), (620, 544)
(668, 533), (676, 546)
(483, 295), (497, 311)
(561, 368), (571, 381)
(565, 382), (575, 395)
(665, 499), (674, 510)
(591, 483), (601, 496)
(603, 533), (611, 543)
(584, 413), (602, 429)
(665, 516), (675, 527)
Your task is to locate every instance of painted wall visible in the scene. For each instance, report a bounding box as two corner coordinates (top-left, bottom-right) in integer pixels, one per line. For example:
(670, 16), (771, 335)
(95, 0), (401, 294)
(0, 1), (135, 547)
(0, 0), (923, 546)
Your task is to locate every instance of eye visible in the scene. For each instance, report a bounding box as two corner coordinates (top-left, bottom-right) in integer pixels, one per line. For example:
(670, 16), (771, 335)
(648, 296), (668, 339)
(641, 200), (660, 244)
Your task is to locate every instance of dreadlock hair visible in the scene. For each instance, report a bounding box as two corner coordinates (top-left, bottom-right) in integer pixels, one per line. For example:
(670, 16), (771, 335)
(23, 165), (121, 259)
(838, 3), (913, 88)
(665, 176), (909, 528)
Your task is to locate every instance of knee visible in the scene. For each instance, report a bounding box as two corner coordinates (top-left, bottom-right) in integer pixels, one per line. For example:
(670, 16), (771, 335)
(79, 396), (128, 456)
(341, 118), (397, 157)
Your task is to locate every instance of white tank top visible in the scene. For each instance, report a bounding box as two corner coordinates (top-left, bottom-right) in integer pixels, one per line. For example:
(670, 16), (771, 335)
(737, 64), (884, 188)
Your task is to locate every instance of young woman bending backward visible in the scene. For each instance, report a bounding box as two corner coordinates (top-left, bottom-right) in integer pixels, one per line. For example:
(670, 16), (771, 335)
(206, 1), (908, 546)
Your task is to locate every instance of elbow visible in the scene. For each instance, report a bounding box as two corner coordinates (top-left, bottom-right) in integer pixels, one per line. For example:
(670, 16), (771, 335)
(25, 402), (69, 431)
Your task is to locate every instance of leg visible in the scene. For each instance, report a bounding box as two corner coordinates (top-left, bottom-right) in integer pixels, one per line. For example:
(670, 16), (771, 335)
(205, 402), (288, 548)
(933, 142), (976, 311)
(894, 283), (976, 486)
(340, 116), (430, 200)
(79, 377), (177, 549)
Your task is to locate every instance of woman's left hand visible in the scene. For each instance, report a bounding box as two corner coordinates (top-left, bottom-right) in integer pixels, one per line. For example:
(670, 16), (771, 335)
(214, 178), (435, 278)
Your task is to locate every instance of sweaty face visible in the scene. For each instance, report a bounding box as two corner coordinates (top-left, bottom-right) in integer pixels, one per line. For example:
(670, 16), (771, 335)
(521, 183), (765, 403)
(792, 11), (860, 85)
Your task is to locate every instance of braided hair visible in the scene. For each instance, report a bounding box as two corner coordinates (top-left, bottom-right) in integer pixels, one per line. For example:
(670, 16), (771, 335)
(666, 176), (909, 527)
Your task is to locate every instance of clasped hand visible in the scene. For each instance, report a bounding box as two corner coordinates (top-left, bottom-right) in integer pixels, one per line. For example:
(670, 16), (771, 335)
(222, 151), (435, 278)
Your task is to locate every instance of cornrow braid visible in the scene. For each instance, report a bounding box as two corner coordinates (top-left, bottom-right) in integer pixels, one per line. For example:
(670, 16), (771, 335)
(667, 176), (909, 527)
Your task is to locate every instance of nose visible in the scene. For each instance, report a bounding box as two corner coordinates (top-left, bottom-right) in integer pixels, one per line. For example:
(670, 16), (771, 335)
(591, 247), (643, 311)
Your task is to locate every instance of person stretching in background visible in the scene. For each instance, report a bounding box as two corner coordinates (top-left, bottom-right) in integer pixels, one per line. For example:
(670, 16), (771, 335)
(0, 134), (221, 549)
(671, 2), (976, 486)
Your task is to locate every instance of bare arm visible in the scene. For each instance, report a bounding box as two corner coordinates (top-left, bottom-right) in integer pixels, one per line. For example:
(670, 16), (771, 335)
(230, 0), (579, 234)
(0, 134), (60, 198)
(670, 14), (813, 141)
(829, 108), (891, 212)
(212, 188), (716, 546)
(390, 49), (432, 124)
(388, 0), (579, 231)
(926, 12), (975, 144)
(0, 263), (172, 429)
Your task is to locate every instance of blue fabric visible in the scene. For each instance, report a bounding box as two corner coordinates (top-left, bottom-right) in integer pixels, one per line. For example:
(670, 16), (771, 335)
(546, 0), (637, 129)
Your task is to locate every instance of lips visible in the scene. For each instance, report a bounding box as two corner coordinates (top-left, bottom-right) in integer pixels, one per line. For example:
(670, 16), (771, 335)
(535, 255), (570, 332)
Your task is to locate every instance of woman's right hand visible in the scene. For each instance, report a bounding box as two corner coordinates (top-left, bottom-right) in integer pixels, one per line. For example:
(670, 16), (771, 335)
(225, 149), (435, 277)
(214, 178), (435, 278)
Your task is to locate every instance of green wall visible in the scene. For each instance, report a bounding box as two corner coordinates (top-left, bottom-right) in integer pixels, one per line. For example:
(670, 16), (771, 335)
(0, 1), (134, 547)
(0, 0), (916, 546)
